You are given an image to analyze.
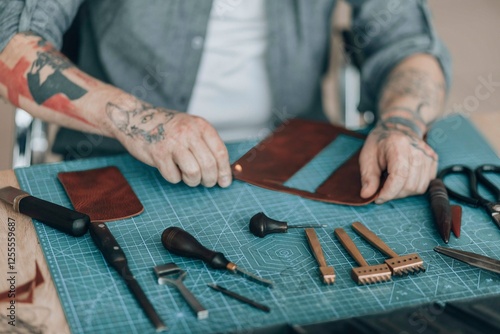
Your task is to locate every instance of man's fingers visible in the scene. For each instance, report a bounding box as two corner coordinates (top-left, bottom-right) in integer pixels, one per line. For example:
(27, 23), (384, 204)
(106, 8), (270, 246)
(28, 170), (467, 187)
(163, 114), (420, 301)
(359, 144), (383, 198)
(156, 157), (182, 184)
(189, 139), (219, 187)
(202, 129), (232, 188)
(172, 149), (202, 187)
(375, 155), (409, 204)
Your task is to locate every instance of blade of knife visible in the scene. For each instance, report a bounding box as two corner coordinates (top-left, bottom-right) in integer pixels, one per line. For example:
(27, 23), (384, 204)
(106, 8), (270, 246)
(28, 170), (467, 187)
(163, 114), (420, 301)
(234, 267), (274, 288)
(0, 186), (90, 237)
(434, 246), (500, 274)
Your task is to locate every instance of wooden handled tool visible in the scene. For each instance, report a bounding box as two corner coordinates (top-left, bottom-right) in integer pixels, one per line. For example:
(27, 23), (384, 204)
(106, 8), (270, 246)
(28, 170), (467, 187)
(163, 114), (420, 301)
(161, 227), (273, 288)
(305, 228), (335, 284)
(334, 228), (392, 285)
(351, 222), (425, 276)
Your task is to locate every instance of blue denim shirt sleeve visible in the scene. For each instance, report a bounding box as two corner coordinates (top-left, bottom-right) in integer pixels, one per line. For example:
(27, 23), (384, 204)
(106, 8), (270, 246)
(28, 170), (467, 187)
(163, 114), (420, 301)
(0, 0), (84, 52)
(346, 0), (452, 114)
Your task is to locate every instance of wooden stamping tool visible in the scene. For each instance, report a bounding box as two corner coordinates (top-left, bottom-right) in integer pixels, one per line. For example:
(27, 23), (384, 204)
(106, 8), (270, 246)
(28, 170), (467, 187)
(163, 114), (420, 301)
(305, 228), (335, 284)
(351, 222), (425, 276)
(334, 228), (392, 285)
(154, 263), (209, 320)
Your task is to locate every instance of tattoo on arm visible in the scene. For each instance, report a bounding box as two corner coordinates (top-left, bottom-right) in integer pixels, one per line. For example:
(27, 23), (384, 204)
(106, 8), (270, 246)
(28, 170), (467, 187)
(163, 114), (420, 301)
(106, 102), (175, 143)
(27, 50), (87, 104)
(373, 107), (437, 161)
(379, 67), (445, 122)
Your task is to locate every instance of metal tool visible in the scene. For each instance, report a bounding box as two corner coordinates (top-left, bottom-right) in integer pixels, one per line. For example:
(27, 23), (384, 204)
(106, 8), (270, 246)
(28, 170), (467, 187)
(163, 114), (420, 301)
(0, 186), (90, 236)
(90, 223), (167, 331)
(439, 164), (500, 229)
(161, 227), (273, 288)
(334, 228), (392, 285)
(154, 263), (208, 320)
(207, 284), (270, 312)
(249, 212), (326, 238)
(351, 222), (426, 276)
(304, 228), (335, 284)
(435, 246), (500, 275)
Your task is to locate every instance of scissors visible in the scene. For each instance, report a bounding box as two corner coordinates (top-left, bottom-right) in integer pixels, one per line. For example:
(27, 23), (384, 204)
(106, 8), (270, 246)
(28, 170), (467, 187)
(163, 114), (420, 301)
(438, 164), (500, 229)
(435, 246), (500, 274)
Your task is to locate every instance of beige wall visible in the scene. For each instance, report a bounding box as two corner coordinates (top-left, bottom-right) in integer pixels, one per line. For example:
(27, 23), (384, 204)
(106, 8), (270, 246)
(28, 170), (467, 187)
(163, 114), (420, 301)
(324, 0), (500, 122)
(430, 0), (500, 115)
(0, 99), (15, 170)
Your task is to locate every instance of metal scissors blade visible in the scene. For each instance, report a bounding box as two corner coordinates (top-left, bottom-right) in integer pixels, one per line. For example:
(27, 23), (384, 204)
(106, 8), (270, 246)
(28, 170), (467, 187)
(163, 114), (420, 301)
(434, 246), (500, 274)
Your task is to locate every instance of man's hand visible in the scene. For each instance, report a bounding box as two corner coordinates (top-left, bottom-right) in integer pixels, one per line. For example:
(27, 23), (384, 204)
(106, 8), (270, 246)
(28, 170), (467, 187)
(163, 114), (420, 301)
(359, 109), (438, 203)
(0, 33), (232, 189)
(359, 54), (446, 203)
(106, 100), (232, 188)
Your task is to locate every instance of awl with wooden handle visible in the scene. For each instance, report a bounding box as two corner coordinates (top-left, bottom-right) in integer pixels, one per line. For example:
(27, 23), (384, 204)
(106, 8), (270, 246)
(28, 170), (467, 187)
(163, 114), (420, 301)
(161, 227), (273, 288)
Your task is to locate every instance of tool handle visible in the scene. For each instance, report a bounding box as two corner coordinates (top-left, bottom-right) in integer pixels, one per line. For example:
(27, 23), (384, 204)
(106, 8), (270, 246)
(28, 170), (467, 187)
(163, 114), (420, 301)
(476, 164), (500, 202)
(18, 196), (90, 237)
(334, 228), (368, 267)
(428, 179), (453, 243)
(305, 228), (328, 267)
(161, 227), (231, 270)
(249, 212), (287, 238)
(89, 223), (128, 273)
(351, 222), (398, 258)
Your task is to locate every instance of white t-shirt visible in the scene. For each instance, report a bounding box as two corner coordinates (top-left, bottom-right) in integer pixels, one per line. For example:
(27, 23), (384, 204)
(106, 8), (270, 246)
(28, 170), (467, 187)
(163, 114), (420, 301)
(187, 0), (273, 142)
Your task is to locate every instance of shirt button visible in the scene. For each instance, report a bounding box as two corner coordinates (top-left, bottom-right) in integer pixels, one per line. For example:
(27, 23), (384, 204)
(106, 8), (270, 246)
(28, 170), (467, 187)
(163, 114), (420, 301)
(191, 36), (204, 50)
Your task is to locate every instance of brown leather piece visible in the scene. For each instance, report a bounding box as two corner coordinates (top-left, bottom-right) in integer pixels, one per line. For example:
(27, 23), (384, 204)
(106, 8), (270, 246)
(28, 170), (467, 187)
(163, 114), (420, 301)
(57, 166), (144, 222)
(451, 205), (462, 238)
(231, 119), (383, 205)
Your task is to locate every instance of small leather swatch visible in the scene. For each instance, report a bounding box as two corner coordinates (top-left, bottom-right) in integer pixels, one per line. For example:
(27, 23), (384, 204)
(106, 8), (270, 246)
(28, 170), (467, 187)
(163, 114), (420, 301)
(58, 166), (144, 222)
(231, 119), (384, 205)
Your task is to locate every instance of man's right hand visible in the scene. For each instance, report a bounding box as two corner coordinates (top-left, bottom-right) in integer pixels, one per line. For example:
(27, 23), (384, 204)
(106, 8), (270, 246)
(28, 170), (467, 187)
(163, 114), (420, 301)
(0, 32), (232, 189)
(106, 101), (232, 188)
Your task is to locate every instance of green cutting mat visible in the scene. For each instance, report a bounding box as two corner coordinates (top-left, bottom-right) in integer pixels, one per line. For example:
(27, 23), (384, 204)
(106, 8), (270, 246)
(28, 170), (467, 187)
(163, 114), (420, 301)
(15, 115), (500, 334)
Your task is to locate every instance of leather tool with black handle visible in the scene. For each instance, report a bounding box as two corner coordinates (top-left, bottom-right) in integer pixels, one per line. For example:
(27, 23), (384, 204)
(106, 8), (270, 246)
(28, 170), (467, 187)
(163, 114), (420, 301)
(0, 186), (90, 237)
(161, 226), (273, 288)
(90, 222), (167, 331)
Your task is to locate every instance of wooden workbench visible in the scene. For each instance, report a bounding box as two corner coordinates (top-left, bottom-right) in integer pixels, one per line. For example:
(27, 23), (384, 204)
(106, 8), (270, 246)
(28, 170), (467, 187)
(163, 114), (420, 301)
(0, 112), (498, 333)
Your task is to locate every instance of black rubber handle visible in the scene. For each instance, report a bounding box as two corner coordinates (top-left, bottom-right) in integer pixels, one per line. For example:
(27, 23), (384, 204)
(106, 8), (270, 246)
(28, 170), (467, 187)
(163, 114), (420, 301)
(18, 196), (90, 237)
(161, 226), (230, 270)
(249, 212), (288, 238)
(89, 222), (128, 273)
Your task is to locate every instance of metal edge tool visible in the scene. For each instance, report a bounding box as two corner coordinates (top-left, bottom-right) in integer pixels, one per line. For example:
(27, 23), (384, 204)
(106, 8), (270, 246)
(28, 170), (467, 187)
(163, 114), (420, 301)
(154, 263), (208, 320)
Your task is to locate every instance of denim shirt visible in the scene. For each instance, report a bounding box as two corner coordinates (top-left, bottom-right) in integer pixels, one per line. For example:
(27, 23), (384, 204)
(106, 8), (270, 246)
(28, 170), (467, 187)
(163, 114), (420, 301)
(0, 0), (451, 124)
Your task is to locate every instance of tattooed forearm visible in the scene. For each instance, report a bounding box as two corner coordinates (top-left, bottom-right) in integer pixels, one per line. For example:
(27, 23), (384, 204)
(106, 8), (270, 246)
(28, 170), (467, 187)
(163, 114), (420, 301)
(373, 115), (437, 161)
(379, 67), (446, 118)
(106, 101), (175, 143)
(27, 49), (87, 104)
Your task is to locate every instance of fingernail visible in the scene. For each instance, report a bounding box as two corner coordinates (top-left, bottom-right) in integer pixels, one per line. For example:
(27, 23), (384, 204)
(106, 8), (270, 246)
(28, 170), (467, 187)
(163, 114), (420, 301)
(375, 198), (385, 204)
(361, 181), (368, 191)
(219, 175), (232, 188)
